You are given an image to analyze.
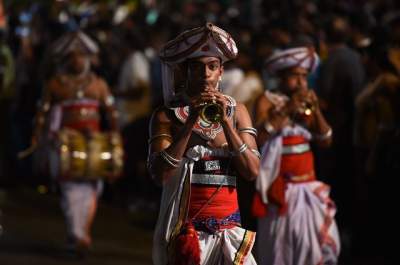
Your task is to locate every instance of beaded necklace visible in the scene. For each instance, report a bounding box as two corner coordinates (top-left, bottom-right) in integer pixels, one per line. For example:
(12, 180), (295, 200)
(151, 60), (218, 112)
(173, 95), (236, 140)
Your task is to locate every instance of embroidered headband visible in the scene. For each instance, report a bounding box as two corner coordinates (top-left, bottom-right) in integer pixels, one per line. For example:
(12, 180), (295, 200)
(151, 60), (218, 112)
(265, 47), (319, 75)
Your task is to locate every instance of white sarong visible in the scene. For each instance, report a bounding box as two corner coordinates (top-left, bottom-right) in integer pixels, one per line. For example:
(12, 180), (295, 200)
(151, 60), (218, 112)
(152, 145), (257, 265)
(257, 181), (340, 265)
(256, 125), (340, 265)
(60, 180), (103, 241)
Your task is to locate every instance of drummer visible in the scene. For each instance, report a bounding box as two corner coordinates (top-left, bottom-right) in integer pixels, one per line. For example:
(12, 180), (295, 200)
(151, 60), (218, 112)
(33, 30), (118, 255)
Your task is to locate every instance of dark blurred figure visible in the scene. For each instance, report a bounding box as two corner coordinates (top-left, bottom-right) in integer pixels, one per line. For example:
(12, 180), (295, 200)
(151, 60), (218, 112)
(10, 2), (49, 186)
(0, 26), (15, 182)
(112, 18), (156, 212)
(316, 14), (365, 256)
(354, 13), (400, 261)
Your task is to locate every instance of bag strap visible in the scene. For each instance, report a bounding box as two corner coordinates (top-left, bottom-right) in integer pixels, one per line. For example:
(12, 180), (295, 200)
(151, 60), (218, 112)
(189, 182), (224, 221)
(187, 149), (234, 222)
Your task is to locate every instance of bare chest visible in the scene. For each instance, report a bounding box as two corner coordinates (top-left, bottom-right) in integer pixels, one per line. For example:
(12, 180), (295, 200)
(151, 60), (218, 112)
(51, 75), (102, 102)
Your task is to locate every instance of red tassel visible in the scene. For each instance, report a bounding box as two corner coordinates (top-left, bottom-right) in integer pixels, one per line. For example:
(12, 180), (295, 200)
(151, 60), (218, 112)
(251, 192), (268, 217)
(251, 176), (288, 217)
(268, 175), (288, 215)
(173, 222), (201, 265)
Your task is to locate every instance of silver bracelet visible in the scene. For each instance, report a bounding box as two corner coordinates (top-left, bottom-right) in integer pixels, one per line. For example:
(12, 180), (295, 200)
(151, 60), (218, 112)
(264, 121), (276, 135)
(238, 127), (258, 137)
(160, 150), (181, 168)
(161, 150), (181, 163)
(148, 134), (173, 144)
(237, 143), (248, 155)
(251, 148), (261, 158)
(314, 128), (333, 141)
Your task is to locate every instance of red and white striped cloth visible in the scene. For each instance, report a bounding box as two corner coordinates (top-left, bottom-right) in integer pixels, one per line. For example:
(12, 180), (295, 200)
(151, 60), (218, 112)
(265, 47), (319, 75)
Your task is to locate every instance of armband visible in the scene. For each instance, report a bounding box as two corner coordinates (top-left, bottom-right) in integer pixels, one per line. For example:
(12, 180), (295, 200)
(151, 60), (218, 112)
(314, 128), (332, 141)
(235, 143), (248, 156)
(159, 150), (181, 168)
(238, 127), (258, 137)
(148, 134), (173, 144)
(264, 121), (276, 135)
(250, 148), (261, 158)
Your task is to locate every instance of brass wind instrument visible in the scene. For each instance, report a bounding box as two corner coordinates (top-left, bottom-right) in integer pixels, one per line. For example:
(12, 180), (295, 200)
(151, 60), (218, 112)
(298, 101), (315, 116)
(199, 101), (224, 123)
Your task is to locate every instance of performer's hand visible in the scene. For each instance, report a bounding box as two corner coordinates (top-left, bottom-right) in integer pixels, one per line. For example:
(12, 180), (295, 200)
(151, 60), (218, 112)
(286, 88), (320, 126)
(187, 95), (203, 123)
(287, 90), (304, 115)
(268, 106), (290, 132)
(286, 89), (314, 114)
(307, 89), (319, 110)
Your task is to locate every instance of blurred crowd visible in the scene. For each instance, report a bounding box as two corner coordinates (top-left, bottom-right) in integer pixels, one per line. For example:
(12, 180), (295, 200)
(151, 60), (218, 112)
(0, 0), (399, 262)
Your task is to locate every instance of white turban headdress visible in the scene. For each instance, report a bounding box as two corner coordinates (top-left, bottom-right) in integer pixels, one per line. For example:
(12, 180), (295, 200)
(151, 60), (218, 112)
(159, 22), (238, 107)
(265, 47), (319, 75)
(51, 31), (99, 58)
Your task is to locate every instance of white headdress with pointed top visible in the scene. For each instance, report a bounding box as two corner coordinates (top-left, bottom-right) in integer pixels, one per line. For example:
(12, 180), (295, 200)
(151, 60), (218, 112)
(159, 22), (238, 107)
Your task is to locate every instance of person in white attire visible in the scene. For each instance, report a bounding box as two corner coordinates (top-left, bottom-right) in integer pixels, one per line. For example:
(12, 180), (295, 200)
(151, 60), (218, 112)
(252, 46), (341, 265)
(147, 22), (260, 265)
(33, 31), (119, 255)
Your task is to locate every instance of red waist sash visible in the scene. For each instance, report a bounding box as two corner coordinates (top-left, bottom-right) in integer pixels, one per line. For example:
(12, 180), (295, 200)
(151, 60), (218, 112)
(189, 185), (238, 219)
(61, 102), (100, 132)
(252, 135), (316, 217)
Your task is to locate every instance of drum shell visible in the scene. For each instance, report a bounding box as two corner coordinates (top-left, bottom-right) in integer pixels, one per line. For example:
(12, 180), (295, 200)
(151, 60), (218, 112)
(53, 128), (123, 181)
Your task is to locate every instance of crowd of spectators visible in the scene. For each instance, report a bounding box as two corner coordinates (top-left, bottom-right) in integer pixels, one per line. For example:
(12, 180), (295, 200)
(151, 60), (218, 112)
(0, 0), (399, 263)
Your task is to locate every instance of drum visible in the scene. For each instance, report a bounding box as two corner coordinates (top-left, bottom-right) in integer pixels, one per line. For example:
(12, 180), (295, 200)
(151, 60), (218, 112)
(53, 128), (123, 181)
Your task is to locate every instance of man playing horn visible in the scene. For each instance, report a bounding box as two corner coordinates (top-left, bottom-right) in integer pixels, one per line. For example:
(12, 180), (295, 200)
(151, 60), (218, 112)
(148, 23), (260, 265)
(252, 46), (341, 265)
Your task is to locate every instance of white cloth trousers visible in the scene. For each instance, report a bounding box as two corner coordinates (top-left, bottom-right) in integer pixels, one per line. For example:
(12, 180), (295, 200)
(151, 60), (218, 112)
(60, 181), (103, 241)
(198, 227), (257, 265)
(152, 145), (257, 265)
(257, 181), (340, 265)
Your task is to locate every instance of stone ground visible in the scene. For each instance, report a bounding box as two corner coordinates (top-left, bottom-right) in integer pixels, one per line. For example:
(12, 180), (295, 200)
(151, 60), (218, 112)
(0, 185), (393, 265)
(0, 186), (154, 265)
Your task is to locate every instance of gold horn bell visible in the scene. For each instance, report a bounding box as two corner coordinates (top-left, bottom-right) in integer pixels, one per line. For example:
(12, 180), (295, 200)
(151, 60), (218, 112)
(200, 102), (224, 123)
(298, 101), (315, 116)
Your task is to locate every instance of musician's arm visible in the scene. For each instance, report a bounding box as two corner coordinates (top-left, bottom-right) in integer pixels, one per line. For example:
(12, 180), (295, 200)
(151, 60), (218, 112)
(99, 78), (119, 131)
(254, 93), (289, 146)
(223, 103), (259, 181)
(307, 90), (332, 147)
(147, 107), (197, 185)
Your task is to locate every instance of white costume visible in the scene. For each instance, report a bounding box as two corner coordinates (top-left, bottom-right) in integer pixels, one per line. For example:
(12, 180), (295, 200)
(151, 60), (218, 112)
(254, 48), (340, 265)
(42, 31), (117, 249)
(152, 22), (257, 265)
(153, 145), (256, 265)
(255, 124), (340, 265)
(60, 181), (103, 242)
